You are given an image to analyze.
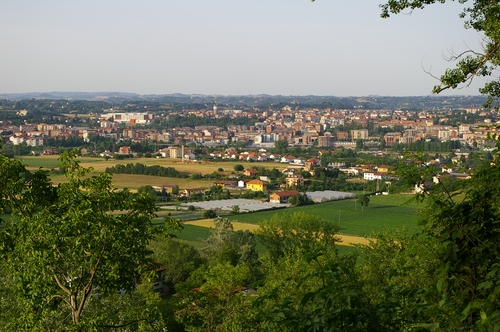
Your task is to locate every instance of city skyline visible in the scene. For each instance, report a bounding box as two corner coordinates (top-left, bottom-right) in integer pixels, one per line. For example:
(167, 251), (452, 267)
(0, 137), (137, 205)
(1, 0), (488, 97)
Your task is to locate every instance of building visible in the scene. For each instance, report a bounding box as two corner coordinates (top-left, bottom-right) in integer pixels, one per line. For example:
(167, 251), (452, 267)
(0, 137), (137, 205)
(182, 188), (206, 197)
(246, 179), (268, 192)
(109, 113), (153, 124)
(243, 169), (259, 176)
(286, 174), (304, 188)
(317, 135), (334, 148)
(269, 190), (299, 204)
(213, 180), (238, 187)
(151, 185), (177, 194)
(351, 129), (369, 141)
(384, 132), (402, 147)
(117, 146), (132, 154)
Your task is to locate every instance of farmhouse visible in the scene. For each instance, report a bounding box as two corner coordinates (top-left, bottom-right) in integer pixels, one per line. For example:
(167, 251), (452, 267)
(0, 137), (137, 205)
(152, 184), (176, 194)
(243, 169), (259, 176)
(182, 188), (206, 197)
(270, 190), (299, 204)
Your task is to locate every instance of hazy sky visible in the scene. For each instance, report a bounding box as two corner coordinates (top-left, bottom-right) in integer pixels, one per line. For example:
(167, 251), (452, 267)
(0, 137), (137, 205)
(1, 0), (488, 96)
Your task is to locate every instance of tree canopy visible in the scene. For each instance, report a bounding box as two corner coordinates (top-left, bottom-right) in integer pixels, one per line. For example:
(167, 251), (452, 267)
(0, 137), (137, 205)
(0, 150), (169, 330)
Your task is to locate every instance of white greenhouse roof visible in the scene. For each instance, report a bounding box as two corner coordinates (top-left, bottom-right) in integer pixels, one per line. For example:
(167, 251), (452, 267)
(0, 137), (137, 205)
(305, 191), (356, 203)
(181, 199), (289, 213)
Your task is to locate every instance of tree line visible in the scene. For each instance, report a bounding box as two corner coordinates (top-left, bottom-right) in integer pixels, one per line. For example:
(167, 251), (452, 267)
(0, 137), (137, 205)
(105, 163), (189, 178)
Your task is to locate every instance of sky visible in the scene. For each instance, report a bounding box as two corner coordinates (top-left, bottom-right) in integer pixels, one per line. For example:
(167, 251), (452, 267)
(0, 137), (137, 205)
(0, 0), (489, 97)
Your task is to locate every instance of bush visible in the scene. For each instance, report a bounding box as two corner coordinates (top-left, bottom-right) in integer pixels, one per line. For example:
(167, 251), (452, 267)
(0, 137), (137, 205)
(202, 209), (217, 218)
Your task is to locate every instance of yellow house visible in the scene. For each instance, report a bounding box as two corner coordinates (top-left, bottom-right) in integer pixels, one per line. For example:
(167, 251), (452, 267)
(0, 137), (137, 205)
(246, 179), (268, 192)
(377, 165), (391, 173)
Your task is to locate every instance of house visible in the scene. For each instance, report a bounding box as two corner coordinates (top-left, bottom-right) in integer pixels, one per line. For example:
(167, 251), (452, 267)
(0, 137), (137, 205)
(151, 184), (176, 194)
(158, 148), (170, 158)
(280, 155), (296, 163)
(363, 172), (386, 181)
(182, 188), (206, 197)
(243, 169), (259, 177)
(246, 179), (268, 192)
(293, 157), (306, 165)
(304, 157), (320, 170)
(269, 190), (299, 204)
(376, 165), (391, 173)
(286, 174), (304, 188)
(117, 146), (132, 154)
(213, 180), (238, 187)
(281, 168), (298, 176)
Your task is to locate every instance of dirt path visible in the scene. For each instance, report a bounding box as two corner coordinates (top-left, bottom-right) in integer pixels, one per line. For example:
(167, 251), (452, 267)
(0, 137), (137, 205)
(184, 219), (373, 247)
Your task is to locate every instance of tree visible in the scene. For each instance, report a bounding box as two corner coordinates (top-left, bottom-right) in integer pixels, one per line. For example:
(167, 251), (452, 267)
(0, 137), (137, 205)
(149, 237), (204, 287)
(0, 150), (169, 330)
(287, 195), (299, 206)
(230, 205), (240, 214)
(274, 139), (289, 154)
(172, 184), (180, 196)
(233, 164), (244, 172)
(357, 194), (370, 210)
(256, 212), (340, 261)
(202, 209), (217, 218)
(202, 217), (259, 268)
(379, 0), (500, 108)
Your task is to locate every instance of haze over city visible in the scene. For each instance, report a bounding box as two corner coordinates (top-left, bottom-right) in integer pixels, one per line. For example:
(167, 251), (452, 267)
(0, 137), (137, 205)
(1, 0), (488, 96)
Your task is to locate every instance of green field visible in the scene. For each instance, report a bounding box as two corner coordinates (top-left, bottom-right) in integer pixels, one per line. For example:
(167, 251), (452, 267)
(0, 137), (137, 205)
(226, 194), (424, 237)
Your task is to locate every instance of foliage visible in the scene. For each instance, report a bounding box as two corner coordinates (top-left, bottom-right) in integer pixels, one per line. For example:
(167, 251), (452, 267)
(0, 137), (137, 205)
(202, 209), (217, 219)
(411, 161), (500, 330)
(149, 237), (205, 287)
(137, 184), (158, 201)
(255, 212), (340, 261)
(230, 205), (240, 214)
(357, 194), (370, 210)
(234, 164), (244, 172)
(105, 162), (189, 178)
(174, 262), (257, 331)
(255, 249), (367, 331)
(358, 230), (441, 330)
(274, 139), (289, 154)
(0, 150), (171, 330)
(201, 217), (259, 270)
(174, 218), (260, 331)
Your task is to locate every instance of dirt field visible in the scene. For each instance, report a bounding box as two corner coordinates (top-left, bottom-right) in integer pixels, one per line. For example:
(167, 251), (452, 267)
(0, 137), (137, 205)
(184, 219), (373, 247)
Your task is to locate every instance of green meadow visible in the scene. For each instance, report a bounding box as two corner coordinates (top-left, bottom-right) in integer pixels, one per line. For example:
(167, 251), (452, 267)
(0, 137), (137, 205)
(225, 194), (424, 237)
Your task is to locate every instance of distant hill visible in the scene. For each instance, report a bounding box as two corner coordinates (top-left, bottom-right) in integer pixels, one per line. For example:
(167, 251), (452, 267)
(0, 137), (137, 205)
(0, 92), (488, 110)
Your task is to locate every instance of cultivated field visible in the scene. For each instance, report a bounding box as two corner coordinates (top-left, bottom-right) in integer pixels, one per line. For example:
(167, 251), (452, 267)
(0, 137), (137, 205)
(17, 155), (284, 174)
(16, 155), (284, 190)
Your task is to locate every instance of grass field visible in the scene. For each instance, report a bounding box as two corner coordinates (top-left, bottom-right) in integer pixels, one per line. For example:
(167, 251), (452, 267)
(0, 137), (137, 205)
(226, 194), (424, 237)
